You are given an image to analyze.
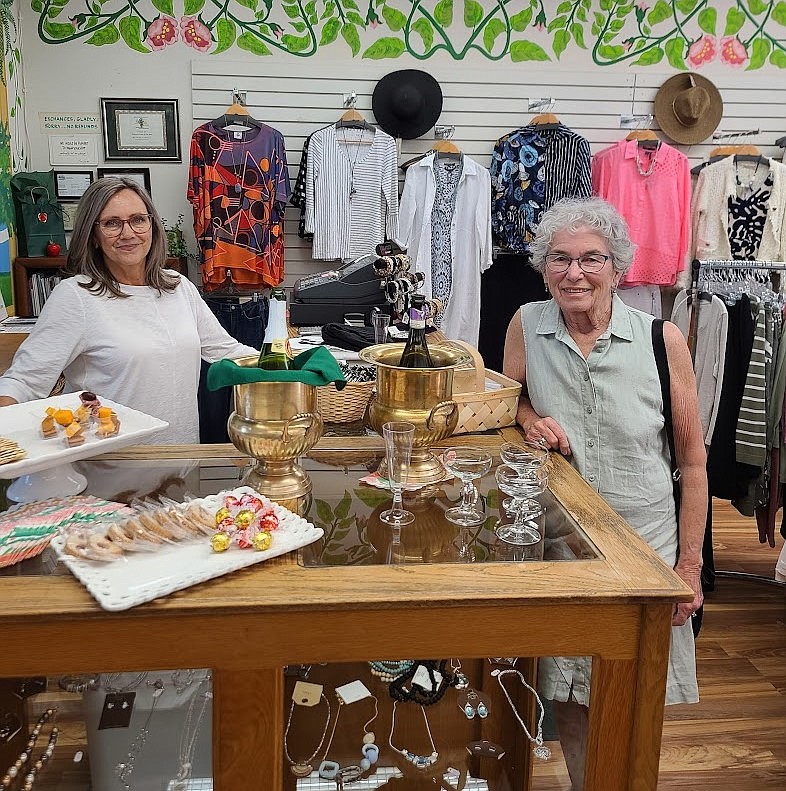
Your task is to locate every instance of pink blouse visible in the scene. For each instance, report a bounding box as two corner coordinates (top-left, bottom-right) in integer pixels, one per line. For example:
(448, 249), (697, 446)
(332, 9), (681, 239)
(592, 139), (691, 286)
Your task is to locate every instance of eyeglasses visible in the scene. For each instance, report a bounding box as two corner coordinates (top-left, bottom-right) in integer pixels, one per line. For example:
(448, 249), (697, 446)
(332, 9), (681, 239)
(95, 214), (152, 236)
(544, 253), (611, 273)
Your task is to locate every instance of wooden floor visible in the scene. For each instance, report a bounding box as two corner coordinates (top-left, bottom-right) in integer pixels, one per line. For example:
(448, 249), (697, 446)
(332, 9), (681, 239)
(20, 500), (786, 790)
(533, 499), (786, 791)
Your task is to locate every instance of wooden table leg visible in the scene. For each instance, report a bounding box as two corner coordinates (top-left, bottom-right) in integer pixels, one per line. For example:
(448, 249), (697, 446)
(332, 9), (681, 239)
(584, 604), (672, 791)
(213, 668), (283, 790)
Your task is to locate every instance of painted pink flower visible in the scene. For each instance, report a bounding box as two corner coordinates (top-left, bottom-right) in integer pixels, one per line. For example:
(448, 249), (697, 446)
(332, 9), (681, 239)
(146, 16), (178, 51)
(720, 36), (748, 68)
(180, 16), (212, 52)
(687, 35), (716, 67)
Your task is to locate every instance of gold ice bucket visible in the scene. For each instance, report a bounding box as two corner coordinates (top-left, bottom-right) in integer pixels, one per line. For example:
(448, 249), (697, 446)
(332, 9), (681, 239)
(227, 356), (324, 501)
(359, 343), (469, 486)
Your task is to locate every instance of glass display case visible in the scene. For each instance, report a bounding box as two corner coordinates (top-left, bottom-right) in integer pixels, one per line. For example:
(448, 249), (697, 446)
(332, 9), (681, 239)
(0, 430), (691, 791)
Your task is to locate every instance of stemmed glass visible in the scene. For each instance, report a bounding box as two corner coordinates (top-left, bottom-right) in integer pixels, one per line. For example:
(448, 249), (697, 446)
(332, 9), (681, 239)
(443, 446), (493, 526)
(380, 422), (415, 526)
(495, 464), (548, 545)
(499, 442), (548, 514)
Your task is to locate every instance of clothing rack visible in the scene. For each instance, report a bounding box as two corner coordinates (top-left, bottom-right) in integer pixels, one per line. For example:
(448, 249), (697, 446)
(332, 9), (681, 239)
(691, 258), (786, 588)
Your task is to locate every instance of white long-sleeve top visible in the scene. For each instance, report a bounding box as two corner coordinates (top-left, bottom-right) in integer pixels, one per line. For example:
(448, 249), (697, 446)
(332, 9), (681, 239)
(305, 125), (399, 260)
(691, 157), (786, 262)
(0, 273), (257, 444)
(398, 153), (492, 347)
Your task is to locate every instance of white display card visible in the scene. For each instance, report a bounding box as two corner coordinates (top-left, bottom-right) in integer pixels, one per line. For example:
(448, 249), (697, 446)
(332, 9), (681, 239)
(335, 680), (372, 705)
(412, 665), (442, 690)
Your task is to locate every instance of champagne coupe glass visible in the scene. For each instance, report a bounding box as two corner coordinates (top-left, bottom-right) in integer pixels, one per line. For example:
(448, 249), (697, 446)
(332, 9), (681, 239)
(443, 446), (493, 526)
(499, 442), (548, 514)
(495, 464), (548, 545)
(380, 422), (415, 526)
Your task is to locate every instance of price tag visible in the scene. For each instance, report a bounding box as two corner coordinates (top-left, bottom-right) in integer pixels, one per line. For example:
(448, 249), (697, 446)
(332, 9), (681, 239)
(412, 664), (442, 691)
(292, 681), (322, 707)
(335, 680), (371, 705)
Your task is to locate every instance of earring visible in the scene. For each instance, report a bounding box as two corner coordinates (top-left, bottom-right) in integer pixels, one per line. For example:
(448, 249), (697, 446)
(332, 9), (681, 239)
(477, 702), (489, 719)
(463, 703), (476, 719)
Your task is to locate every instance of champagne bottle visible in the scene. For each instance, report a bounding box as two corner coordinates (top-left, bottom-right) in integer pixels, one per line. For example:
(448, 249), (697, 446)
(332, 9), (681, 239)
(399, 294), (434, 368)
(257, 288), (293, 370)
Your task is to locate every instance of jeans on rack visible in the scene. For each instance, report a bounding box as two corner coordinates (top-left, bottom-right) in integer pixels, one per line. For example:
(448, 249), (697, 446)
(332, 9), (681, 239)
(198, 297), (268, 444)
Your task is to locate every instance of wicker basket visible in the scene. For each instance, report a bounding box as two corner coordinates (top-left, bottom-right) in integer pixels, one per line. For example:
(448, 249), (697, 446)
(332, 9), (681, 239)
(453, 370), (521, 434)
(316, 381), (375, 423)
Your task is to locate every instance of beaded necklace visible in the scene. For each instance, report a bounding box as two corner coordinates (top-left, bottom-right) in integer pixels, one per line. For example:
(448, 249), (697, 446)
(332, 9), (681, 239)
(283, 692), (331, 777)
(388, 701), (438, 769)
(634, 144), (659, 177)
(1, 708), (58, 791)
(368, 659), (414, 683)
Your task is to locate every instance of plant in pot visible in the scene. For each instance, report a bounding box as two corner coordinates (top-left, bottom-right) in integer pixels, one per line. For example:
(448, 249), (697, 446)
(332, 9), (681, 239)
(162, 214), (194, 267)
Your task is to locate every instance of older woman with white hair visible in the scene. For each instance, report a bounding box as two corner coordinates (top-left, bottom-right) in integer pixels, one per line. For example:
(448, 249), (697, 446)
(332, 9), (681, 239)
(503, 197), (707, 790)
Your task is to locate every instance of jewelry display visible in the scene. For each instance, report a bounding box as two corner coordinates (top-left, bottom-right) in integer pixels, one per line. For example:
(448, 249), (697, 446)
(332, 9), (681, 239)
(1, 708), (57, 790)
(172, 674), (213, 791)
(450, 658), (469, 689)
(494, 669), (551, 760)
(283, 692), (332, 777)
(457, 688), (490, 720)
(318, 689), (380, 779)
(114, 678), (165, 790)
(57, 674), (100, 694)
(368, 659), (414, 683)
(388, 659), (457, 706)
(388, 701), (439, 769)
(102, 672), (150, 693)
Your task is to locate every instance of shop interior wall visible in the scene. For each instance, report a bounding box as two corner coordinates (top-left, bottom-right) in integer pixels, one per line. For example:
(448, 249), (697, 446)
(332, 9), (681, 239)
(18, 4), (786, 291)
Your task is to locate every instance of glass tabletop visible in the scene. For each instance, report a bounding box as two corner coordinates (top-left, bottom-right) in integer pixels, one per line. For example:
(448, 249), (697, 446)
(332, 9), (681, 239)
(0, 447), (600, 579)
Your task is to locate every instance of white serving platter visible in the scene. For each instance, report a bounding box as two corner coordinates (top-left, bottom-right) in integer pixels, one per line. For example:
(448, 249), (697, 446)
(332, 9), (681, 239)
(50, 487), (323, 611)
(0, 393), (169, 478)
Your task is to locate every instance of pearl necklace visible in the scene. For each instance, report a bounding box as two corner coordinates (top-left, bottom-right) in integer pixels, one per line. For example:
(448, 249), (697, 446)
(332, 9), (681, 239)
(1, 708), (58, 791)
(635, 144), (659, 177)
(495, 669), (551, 760)
(172, 674), (212, 791)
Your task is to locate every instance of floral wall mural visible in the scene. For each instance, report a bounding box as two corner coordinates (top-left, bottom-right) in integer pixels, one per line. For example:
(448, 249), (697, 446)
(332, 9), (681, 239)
(30, 0), (786, 68)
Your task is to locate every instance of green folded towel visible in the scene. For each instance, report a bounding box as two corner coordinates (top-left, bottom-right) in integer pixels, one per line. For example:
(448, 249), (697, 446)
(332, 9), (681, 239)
(207, 346), (347, 391)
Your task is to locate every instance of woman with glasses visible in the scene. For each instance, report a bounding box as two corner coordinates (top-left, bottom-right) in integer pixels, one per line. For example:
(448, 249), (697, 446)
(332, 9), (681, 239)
(0, 177), (258, 443)
(503, 197), (706, 790)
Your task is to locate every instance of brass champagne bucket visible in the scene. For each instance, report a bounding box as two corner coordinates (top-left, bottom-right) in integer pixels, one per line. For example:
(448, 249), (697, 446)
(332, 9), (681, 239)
(359, 343), (468, 486)
(227, 356), (324, 501)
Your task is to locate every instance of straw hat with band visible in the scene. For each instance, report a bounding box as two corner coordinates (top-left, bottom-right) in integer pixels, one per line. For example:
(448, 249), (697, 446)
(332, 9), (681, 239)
(372, 70), (443, 140)
(654, 73), (723, 145)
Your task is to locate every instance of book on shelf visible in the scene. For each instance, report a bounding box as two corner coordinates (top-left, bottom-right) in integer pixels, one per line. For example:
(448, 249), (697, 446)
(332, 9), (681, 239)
(29, 272), (63, 316)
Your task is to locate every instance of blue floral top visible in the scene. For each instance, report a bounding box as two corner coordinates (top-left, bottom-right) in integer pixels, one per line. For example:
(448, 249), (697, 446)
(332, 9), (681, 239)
(489, 124), (591, 253)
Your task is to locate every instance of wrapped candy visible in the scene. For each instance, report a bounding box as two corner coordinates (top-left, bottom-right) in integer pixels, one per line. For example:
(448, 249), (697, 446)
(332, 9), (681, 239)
(208, 491), (279, 551)
(210, 532), (231, 553)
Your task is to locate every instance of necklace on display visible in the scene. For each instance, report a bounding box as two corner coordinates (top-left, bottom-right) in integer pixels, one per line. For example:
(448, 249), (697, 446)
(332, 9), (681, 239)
(283, 692), (332, 777)
(228, 131), (249, 196)
(172, 674), (212, 791)
(339, 127), (369, 200)
(114, 679), (164, 791)
(388, 701), (439, 769)
(736, 159), (762, 193)
(1, 708), (58, 791)
(494, 669), (551, 760)
(634, 144), (659, 177)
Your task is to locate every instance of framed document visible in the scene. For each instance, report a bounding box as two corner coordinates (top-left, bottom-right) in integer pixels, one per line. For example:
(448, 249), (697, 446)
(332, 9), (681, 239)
(97, 167), (152, 195)
(53, 170), (94, 200)
(100, 99), (180, 161)
(61, 202), (79, 232)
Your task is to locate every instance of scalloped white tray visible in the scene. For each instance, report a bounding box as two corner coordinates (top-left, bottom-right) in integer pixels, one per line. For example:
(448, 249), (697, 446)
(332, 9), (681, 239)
(0, 393), (169, 478)
(50, 487), (323, 611)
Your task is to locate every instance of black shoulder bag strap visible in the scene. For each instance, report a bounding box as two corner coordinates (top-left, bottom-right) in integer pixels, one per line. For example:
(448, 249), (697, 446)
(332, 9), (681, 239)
(652, 319), (681, 515)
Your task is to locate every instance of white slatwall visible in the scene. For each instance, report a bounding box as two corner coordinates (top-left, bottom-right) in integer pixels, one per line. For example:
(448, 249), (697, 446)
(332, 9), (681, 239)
(191, 59), (786, 287)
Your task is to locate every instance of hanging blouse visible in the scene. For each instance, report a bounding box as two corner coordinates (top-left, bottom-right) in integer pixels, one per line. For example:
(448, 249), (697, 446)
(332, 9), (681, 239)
(305, 125), (398, 260)
(290, 134), (314, 242)
(489, 123), (591, 253)
(430, 157), (463, 328)
(592, 139), (691, 286)
(728, 173), (773, 260)
(188, 121), (290, 291)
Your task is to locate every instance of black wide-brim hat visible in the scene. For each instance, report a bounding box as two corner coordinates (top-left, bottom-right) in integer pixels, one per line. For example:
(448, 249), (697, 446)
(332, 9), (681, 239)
(372, 70), (443, 140)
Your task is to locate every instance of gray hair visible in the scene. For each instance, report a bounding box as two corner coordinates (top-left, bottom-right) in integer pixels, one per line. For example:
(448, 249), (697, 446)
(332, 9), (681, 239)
(530, 197), (636, 275)
(67, 177), (179, 298)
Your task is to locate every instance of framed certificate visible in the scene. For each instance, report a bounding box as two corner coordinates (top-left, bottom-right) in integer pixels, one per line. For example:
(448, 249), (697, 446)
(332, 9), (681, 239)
(100, 98), (180, 161)
(53, 170), (94, 200)
(97, 167), (152, 195)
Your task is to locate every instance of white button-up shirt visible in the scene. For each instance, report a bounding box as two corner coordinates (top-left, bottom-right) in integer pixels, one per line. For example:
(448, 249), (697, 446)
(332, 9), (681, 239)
(398, 153), (492, 347)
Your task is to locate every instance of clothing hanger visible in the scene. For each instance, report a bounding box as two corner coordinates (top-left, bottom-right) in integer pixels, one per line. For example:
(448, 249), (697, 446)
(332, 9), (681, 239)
(528, 112), (561, 130)
(213, 102), (261, 131)
(431, 138), (462, 160)
(335, 107), (375, 132)
(625, 129), (660, 149)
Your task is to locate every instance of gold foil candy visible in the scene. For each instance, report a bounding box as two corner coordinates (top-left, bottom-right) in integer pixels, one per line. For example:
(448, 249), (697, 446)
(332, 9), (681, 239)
(253, 530), (273, 552)
(215, 507), (231, 525)
(235, 509), (254, 529)
(211, 532), (231, 553)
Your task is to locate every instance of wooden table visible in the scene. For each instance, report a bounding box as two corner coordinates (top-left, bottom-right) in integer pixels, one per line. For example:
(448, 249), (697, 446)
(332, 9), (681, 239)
(0, 431), (692, 791)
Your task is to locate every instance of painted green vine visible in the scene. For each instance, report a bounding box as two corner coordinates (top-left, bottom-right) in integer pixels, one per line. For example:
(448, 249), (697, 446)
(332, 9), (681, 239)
(31, 0), (786, 67)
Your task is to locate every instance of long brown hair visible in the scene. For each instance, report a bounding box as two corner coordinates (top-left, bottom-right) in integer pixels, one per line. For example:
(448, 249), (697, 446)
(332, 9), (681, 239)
(67, 177), (179, 298)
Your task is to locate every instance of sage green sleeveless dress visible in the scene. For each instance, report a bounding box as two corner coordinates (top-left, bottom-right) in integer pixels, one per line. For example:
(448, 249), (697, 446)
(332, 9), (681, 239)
(521, 296), (698, 706)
